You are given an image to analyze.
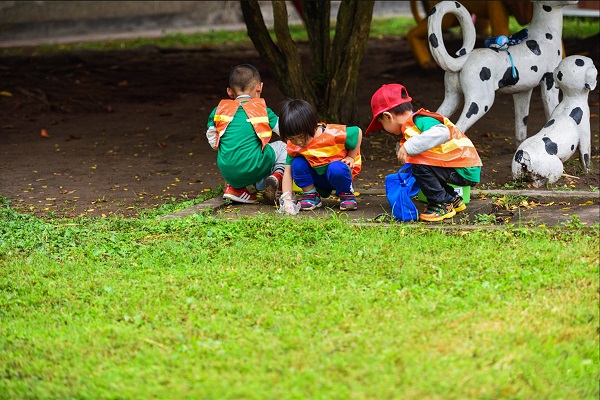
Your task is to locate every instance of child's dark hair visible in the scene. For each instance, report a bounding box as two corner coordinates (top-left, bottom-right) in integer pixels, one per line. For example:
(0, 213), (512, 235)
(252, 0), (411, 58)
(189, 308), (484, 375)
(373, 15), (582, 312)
(278, 99), (319, 142)
(386, 102), (413, 116)
(228, 64), (261, 92)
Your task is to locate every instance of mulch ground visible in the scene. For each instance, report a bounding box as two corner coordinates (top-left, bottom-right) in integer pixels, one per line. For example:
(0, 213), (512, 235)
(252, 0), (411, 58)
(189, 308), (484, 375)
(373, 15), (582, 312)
(1, 36), (598, 217)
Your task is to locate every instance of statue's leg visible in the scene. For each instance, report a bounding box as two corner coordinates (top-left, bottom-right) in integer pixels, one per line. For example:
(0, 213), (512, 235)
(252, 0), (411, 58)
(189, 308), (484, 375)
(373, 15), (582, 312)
(454, 80), (495, 134)
(436, 72), (463, 119)
(540, 78), (560, 120)
(578, 119), (592, 172)
(513, 89), (533, 146)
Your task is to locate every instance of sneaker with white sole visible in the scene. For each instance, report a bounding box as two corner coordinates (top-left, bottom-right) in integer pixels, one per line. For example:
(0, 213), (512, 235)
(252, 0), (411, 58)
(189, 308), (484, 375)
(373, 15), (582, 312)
(339, 192), (358, 211)
(299, 192), (322, 211)
(223, 184), (257, 204)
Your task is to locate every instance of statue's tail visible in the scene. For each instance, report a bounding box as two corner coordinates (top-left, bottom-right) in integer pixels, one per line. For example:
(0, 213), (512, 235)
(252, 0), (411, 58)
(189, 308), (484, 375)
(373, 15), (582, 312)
(427, 1), (476, 73)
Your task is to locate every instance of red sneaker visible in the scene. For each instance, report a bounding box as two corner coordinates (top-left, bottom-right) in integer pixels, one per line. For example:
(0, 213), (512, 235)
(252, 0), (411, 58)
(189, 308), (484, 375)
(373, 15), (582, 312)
(223, 184), (257, 204)
(264, 172), (283, 204)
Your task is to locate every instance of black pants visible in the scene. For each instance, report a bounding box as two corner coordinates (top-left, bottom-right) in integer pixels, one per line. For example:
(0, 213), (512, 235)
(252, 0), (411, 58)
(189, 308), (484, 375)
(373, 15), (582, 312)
(411, 164), (476, 205)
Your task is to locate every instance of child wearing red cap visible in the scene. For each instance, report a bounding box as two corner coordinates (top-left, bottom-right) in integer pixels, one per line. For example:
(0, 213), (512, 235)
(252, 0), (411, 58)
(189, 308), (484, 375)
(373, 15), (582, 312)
(278, 99), (362, 212)
(366, 84), (482, 222)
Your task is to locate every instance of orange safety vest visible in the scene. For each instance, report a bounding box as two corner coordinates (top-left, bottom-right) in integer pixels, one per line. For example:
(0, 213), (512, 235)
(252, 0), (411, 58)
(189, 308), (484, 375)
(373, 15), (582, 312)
(287, 123), (362, 178)
(213, 98), (272, 151)
(401, 109), (482, 168)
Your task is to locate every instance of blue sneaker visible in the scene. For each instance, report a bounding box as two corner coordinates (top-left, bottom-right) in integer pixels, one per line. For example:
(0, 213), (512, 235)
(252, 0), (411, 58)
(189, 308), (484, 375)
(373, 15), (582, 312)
(339, 192), (357, 211)
(299, 192), (322, 211)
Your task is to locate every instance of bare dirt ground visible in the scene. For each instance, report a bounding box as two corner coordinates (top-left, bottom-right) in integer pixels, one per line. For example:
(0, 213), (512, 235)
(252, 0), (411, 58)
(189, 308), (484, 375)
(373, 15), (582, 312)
(1, 35), (598, 218)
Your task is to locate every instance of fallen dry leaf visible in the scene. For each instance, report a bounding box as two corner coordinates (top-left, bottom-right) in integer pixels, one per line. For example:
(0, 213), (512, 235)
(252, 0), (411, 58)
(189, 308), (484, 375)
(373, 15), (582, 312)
(40, 129), (50, 138)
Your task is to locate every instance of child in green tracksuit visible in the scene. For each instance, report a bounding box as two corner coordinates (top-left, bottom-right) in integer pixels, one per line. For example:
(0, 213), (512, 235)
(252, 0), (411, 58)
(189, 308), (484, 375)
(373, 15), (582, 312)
(205, 64), (286, 204)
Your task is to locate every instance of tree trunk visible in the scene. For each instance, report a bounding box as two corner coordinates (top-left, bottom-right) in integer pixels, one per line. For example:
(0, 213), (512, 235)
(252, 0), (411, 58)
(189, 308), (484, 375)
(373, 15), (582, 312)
(240, 0), (374, 125)
(240, 0), (316, 105)
(302, 0), (331, 109)
(326, 0), (374, 123)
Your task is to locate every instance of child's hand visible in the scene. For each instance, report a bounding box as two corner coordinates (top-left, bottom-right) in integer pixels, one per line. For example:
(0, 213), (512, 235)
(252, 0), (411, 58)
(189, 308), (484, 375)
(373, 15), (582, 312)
(397, 145), (408, 164)
(342, 156), (355, 169)
(279, 191), (300, 215)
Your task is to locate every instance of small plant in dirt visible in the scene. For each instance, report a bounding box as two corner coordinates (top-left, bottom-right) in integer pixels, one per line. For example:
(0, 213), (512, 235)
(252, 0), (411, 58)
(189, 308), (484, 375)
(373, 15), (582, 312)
(553, 184), (574, 191)
(492, 193), (529, 210)
(563, 215), (585, 228)
(474, 213), (497, 225)
(477, 182), (496, 190)
(502, 180), (528, 190)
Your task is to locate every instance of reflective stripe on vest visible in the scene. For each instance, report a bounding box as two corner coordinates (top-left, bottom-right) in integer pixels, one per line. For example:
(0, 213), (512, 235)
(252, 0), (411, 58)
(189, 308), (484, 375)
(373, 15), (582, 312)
(402, 109), (482, 168)
(214, 98), (272, 150)
(287, 124), (362, 178)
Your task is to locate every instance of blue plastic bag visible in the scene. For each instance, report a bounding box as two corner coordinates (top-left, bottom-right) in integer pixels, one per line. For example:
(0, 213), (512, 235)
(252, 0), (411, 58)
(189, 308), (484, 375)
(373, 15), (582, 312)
(385, 164), (419, 222)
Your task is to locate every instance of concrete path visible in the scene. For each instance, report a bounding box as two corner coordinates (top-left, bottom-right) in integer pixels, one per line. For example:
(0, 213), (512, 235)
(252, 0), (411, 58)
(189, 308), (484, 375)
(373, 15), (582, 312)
(160, 189), (599, 228)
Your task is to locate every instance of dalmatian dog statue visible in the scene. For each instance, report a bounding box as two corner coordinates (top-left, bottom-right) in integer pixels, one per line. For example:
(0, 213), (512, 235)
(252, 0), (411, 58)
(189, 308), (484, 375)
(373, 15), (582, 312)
(512, 56), (597, 187)
(427, 0), (578, 146)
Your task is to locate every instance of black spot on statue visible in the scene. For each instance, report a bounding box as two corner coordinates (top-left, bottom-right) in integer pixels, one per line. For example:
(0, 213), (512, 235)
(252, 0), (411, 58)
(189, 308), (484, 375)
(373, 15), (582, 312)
(526, 40), (541, 56)
(543, 5), (552, 12)
(558, 49), (561, 56)
(458, 48), (467, 56)
(514, 150), (524, 163)
(543, 137), (558, 155)
(429, 33), (439, 49)
(575, 58), (585, 67)
(523, 115), (528, 126)
(571, 144), (575, 151)
(586, 83), (592, 90)
(546, 33), (553, 40)
(454, 2), (461, 9)
(479, 67), (491, 81)
(542, 72), (554, 90)
(570, 107), (583, 125)
(584, 153), (590, 167)
(484, 105), (489, 112)
(531, 66), (538, 72)
(544, 119), (555, 128)
(430, 6), (437, 15)
(499, 67), (519, 88)
(466, 102), (479, 118)
(557, 70), (563, 81)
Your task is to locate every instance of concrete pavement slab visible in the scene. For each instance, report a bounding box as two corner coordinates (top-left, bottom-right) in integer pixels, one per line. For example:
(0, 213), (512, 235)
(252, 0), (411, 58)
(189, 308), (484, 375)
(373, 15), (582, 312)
(160, 189), (599, 228)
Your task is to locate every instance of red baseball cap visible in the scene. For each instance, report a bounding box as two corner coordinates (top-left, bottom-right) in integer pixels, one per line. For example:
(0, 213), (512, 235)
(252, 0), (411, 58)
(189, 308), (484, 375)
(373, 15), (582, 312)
(365, 84), (412, 134)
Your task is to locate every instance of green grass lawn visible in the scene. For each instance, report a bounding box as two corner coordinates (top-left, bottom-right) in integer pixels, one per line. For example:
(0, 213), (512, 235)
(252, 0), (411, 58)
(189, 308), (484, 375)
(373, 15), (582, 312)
(1, 15), (597, 56)
(1, 201), (598, 399)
